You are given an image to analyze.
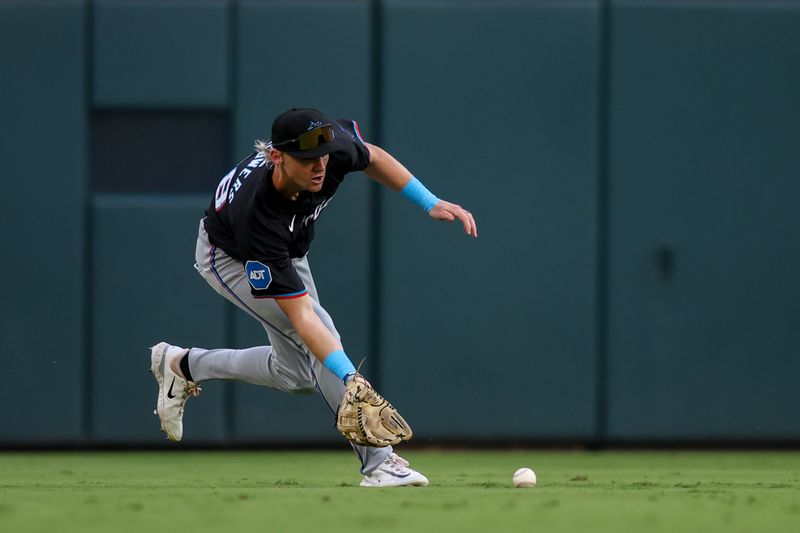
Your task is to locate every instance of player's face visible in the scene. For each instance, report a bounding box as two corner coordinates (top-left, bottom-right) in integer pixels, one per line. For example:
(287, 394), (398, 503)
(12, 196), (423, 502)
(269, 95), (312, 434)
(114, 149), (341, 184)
(283, 153), (329, 193)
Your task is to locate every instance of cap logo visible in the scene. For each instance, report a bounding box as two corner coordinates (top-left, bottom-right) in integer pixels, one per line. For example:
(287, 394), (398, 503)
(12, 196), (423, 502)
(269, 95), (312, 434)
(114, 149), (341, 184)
(308, 120), (324, 130)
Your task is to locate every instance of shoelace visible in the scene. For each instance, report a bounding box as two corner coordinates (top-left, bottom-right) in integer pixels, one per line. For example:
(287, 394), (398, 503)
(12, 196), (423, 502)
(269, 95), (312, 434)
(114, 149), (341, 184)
(186, 382), (202, 397)
(177, 382), (202, 415)
(386, 453), (410, 468)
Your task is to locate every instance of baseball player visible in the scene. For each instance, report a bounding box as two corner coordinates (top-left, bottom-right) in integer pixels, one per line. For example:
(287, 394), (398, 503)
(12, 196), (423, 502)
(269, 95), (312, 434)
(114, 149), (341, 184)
(150, 108), (477, 487)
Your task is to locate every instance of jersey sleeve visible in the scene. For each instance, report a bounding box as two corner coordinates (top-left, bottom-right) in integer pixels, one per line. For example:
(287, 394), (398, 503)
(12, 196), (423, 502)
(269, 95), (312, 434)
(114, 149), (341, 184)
(329, 119), (372, 173)
(238, 217), (308, 299)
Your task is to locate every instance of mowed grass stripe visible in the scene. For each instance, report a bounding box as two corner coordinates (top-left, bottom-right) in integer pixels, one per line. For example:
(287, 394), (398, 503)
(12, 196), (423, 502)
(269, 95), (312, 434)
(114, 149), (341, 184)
(0, 451), (799, 533)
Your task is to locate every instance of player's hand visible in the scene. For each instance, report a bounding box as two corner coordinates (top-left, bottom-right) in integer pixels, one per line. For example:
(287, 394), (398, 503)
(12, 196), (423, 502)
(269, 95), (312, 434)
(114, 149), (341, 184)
(428, 200), (478, 238)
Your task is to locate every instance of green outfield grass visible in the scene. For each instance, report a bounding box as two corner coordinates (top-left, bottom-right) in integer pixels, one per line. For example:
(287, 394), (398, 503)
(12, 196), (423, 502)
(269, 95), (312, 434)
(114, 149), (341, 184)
(1, 450), (799, 532)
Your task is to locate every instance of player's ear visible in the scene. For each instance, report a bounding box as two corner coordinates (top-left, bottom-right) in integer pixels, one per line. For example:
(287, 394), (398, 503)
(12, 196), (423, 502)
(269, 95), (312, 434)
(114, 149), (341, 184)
(269, 148), (284, 166)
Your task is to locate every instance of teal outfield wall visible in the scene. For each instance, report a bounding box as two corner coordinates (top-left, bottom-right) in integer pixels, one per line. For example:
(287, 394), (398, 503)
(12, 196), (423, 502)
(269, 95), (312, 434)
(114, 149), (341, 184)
(1, 0), (798, 446)
(380, 0), (600, 441)
(605, 0), (800, 440)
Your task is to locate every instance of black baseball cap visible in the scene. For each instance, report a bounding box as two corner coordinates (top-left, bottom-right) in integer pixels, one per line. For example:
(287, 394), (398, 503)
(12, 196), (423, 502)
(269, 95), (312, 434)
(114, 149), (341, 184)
(271, 108), (337, 159)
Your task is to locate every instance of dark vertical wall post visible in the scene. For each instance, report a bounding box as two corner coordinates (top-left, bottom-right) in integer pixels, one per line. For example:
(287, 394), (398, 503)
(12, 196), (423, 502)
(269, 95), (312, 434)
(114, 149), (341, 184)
(368, 0), (385, 390)
(594, 0), (612, 445)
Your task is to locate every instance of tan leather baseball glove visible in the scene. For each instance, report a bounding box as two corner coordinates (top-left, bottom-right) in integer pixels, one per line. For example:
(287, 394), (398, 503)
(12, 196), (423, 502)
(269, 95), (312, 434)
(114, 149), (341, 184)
(336, 374), (413, 447)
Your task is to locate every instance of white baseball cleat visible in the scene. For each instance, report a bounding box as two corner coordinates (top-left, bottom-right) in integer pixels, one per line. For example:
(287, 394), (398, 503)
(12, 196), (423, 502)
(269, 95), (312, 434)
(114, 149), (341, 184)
(150, 341), (201, 442)
(360, 453), (429, 487)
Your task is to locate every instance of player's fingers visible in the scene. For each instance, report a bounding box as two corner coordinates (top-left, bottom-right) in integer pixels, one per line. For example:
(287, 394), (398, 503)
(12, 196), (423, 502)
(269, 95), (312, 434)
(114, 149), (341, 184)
(458, 209), (470, 234)
(465, 210), (478, 238)
(440, 202), (475, 237)
(455, 207), (475, 237)
(430, 202), (476, 237)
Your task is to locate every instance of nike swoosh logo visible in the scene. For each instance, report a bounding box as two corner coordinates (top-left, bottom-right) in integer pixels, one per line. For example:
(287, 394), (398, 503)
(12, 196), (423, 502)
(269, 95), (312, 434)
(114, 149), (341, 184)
(288, 214), (296, 232)
(167, 377), (177, 399)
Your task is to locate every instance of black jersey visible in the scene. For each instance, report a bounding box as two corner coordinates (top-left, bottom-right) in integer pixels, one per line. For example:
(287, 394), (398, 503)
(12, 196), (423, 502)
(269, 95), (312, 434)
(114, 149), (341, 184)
(203, 119), (370, 299)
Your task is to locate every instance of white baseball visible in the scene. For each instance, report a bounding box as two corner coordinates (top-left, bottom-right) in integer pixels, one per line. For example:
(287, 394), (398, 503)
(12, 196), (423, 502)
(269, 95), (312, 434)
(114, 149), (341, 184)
(513, 467), (537, 488)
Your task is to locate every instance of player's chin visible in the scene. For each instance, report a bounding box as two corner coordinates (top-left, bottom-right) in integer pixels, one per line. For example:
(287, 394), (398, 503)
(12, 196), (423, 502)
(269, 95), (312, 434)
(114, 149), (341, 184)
(308, 178), (324, 191)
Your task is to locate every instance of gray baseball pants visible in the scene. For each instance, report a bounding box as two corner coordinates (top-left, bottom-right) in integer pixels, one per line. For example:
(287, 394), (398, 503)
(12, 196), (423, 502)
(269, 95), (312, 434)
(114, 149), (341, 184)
(188, 220), (391, 474)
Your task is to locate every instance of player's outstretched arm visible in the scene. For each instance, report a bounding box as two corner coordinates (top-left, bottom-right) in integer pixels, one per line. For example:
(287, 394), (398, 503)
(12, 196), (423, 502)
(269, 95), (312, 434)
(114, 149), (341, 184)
(363, 143), (478, 238)
(362, 142), (412, 192)
(275, 294), (343, 363)
(276, 294), (364, 383)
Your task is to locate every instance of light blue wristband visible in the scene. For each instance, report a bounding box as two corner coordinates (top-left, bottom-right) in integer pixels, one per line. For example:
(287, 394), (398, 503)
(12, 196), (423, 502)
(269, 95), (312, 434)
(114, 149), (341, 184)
(323, 349), (357, 382)
(400, 176), (440, 213)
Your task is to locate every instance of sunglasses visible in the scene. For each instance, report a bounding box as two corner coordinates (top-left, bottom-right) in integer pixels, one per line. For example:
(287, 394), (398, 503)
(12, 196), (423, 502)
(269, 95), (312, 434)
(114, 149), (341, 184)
(273, 124), (335, 151)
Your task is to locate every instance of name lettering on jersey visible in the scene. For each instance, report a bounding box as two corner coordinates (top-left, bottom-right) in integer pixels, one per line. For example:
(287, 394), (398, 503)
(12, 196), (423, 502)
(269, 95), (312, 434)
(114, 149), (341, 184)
(245, 261), (272, 290)
(214, 153), (267, 212)
(247, 155), (266, 168)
